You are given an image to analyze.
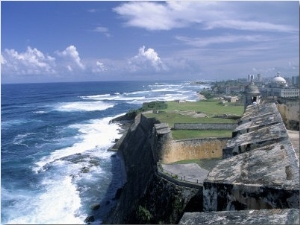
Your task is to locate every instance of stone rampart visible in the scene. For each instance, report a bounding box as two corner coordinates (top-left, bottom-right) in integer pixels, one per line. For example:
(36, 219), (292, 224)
(179, 209), (299, 224)
(161, 137), (229, 164)
(203, 103), (299, 214)
(157, 162), (203, 189)
(108, 102), (299, 224)
(173, 123), (236, 130)
(105, 114), (201, 224)
(277, 101), (299, 130)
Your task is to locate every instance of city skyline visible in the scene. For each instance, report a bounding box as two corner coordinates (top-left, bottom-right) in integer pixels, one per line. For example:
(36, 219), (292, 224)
(1, 1), (299, 83)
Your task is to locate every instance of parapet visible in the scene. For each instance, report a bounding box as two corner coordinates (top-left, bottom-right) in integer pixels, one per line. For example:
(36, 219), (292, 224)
(203, 102), (299, 212)
(179, 209), (299, 225)
(154, 123), (171, 135)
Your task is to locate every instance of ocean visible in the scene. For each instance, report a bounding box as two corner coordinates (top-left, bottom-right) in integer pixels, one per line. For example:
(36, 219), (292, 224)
(1, 80), (207, 224)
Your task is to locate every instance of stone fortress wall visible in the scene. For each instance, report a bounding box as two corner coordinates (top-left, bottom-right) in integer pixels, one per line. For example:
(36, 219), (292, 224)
(277, 101), (299, 130)
(179, 102), (299, 224)
(173, 123), (237, 130)
(161, 137), (229, 164)
(106, 101), (299, 224)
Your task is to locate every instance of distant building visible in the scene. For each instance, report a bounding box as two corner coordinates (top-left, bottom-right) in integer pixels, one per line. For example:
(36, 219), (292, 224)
(248, 74), (255, 82)
(292, 76), (299, 87)
(248, 74), (262, 82)
(262, 73), (299, 99)
(257, 74), (262, 82)
(223, 96), (239, 103)
(225, 86), (245, 95)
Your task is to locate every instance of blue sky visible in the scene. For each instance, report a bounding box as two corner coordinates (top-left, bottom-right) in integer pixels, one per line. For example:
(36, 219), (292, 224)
(1, 1), (299, 83)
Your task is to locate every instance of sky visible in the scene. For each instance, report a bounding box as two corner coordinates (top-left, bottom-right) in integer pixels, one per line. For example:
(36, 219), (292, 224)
(1, 1), (299, 83)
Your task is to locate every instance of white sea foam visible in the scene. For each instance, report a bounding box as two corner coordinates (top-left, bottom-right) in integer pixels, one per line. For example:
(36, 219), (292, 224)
(55, 101), (114, 112)
(3, 176), (85, 224)
(33, 116), (121, 173)
(17, 116), (123, 224)
(33, 110), (47, 114)
(80, 94), (146, 102)
(12, 133), (35, 147)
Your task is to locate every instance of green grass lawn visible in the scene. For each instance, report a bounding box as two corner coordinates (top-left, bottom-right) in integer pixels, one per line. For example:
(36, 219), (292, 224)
(171, 130), (232, 139)
(142, 99), (243, 140)
(166, 99), (243, 115)
(144, 111), (237, 127)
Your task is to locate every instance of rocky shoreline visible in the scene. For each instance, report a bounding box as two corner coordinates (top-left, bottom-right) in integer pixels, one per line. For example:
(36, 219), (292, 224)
(84, 114), (134, 224)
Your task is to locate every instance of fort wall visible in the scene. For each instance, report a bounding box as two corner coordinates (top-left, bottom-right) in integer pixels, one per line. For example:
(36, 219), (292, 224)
(173, 123), (236, 130)
(161, 137), (229, 164)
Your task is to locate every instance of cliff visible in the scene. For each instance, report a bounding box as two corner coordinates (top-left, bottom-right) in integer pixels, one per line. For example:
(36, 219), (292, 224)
(104, 114), (202, 224)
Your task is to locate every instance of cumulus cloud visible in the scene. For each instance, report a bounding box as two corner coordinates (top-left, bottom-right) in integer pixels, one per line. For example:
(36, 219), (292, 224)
(56, 45), (85, 70)
(1, 46), (56, 75)
(128, 46), (168, 72)
(113, 1), (297, 33)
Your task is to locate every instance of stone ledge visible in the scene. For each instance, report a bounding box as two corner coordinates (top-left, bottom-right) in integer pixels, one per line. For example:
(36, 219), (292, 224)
(179, 209), (299, 225)
(210, 140), (299, 187)
(223, 122), (288, 158)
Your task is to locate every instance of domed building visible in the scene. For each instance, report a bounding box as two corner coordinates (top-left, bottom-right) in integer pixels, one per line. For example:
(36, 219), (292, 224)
(265, 73), (299, 99)
(270, 73), (288, 88)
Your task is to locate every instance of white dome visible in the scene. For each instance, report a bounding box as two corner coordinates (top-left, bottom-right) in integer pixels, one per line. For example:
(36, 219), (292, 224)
(273, 76), (286, 84)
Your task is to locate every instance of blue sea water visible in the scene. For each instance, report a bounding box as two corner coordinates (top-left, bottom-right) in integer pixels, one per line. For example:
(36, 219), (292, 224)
(1, 80), (207, 224)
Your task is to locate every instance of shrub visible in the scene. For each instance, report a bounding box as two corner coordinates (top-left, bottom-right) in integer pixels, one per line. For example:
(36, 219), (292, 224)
(137, 205), (153, 223)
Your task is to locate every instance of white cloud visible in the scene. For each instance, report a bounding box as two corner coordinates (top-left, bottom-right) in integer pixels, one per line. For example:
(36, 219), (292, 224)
(92, 61), (107, 73)
(113, 1), (196, 31)
(128, 46), (168, 72)
(87, 8), (97, 13)
(56, 45), (85, 70)
(176, 34), (271, 47)
(205, 20), (297, 33)
(93, 26), (111, 37)
(1, 46), (56, 75)
(113, 1), (297, 33)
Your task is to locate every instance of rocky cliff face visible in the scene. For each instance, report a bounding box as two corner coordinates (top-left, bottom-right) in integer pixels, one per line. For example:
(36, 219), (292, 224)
(104, 114), (201, 224)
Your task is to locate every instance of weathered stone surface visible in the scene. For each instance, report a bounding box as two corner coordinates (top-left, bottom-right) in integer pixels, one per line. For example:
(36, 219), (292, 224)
(204, 102), (299, 212)
(223, 122), (288, 158)
(210, 140), (299, 187)
(203, 141), (299, 211)
(162, 138), (229, 164)
(233, 107), (283, 137)
(179, 209), (299, 224)
(105, 102), (299, 224)
(161, 163), (209, 184)
(241, 102), (277, 121)
(277, 101), (299, 130)
(154, 123), (171, 134)
(104, 114), (201, 224)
